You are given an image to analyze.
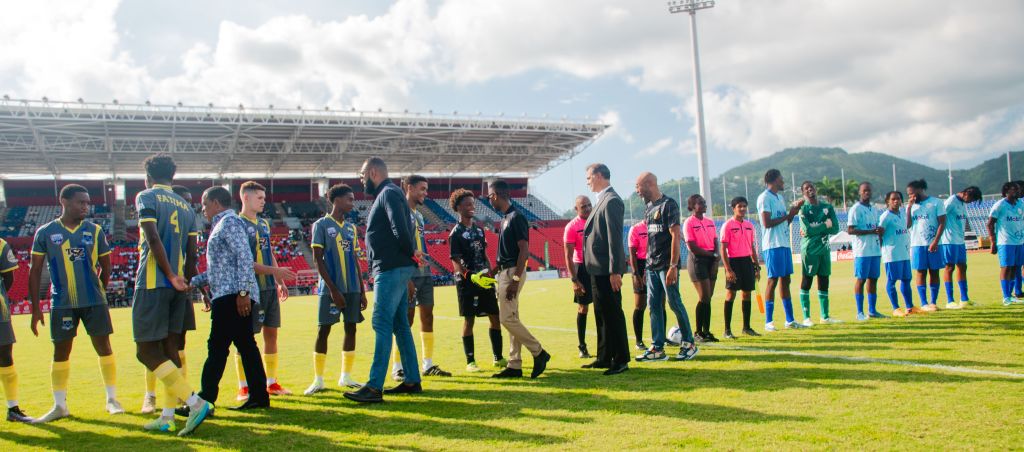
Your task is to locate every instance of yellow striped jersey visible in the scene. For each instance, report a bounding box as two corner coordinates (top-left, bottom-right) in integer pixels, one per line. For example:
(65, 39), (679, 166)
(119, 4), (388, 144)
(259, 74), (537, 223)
(311, 216), (362, 294)
(31, 220), (110, 309)
(0, 239), (19, 322)
(135, 184), (198, 290)
(241, 215), (275, 290)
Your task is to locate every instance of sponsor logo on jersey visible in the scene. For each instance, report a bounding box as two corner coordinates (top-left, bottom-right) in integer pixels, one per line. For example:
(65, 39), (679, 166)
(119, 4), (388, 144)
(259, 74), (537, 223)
(50, 234), (64, 245)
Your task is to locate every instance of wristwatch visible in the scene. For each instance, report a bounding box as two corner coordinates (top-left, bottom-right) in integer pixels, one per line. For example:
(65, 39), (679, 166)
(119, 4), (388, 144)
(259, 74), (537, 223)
(512, 273), (521, 282)
(239, 290), (249, 297)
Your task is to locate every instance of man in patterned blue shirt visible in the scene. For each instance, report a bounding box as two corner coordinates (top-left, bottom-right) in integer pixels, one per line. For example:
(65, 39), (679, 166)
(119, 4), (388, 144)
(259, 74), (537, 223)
(940, 186), (982, 308)
(191, 186), (270, 411)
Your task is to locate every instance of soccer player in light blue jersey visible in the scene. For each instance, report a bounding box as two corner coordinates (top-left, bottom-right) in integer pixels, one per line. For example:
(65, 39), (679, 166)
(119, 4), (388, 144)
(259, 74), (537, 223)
(940, 186), (982, 308)
(987, 182), (1024, 306)
(847, 182), (885, 321)
(756, 169), (804, 331)
(879, 191), (924, 317)
(905, 179), (946, 311)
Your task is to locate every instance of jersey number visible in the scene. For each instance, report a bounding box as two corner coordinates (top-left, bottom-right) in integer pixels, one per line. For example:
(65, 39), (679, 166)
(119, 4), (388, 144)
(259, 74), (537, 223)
(170, 210), (180, 234)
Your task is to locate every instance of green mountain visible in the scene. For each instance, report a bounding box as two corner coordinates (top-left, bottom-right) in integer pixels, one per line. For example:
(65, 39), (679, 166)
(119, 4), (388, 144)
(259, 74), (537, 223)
(623, 147), (1023, 219)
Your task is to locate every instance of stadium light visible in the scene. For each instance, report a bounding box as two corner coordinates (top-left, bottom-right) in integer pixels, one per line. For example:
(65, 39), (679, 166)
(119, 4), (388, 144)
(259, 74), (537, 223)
(667, 0), (714, 200)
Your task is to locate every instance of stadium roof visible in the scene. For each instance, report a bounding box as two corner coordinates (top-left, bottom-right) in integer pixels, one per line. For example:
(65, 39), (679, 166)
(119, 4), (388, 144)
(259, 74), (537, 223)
(0, 97), (607, 178)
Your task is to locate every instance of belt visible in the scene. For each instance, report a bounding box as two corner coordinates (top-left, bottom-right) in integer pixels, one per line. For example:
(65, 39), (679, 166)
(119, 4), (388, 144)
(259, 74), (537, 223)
(497, 263), (517, 271)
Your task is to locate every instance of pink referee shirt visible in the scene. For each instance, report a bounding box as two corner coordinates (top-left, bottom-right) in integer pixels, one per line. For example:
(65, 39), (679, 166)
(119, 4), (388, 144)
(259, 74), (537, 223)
(683, 215), (718, 252)
(563, 216), (586, 264)
(628, 221), (648, 260)
(720, 218), (755, 258)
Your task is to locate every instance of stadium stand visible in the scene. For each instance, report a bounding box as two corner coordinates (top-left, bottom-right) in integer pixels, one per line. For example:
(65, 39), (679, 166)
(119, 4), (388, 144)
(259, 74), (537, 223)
(424, 198), (457, 223)
(516, 195), (562, 220)
(474, 197), (503, 222)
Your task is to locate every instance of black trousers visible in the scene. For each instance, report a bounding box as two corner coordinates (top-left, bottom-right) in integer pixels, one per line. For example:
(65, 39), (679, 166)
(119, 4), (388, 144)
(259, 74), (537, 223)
(592, 275), (630, 366)
(199, 293), (269, 404)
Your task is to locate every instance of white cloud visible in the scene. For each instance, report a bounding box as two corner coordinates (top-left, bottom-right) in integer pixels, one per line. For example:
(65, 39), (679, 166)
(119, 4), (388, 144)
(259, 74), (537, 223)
(595, 110), (634, 144)
(638, 137), (673, 157)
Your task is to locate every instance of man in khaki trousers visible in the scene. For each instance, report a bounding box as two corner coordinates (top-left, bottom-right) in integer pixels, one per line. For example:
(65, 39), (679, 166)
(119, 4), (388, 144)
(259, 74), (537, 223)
(487, 179), (551, 379)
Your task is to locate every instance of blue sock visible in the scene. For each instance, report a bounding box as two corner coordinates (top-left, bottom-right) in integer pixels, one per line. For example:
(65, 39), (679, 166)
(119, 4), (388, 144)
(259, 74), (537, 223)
(929, 284), (939, 305)
(854, 293), (864, 315)
(944, 281), (954, 303)
(958, 280), (969, 301)
(900, 280), (914, 309)
(781, 298), (795, 323)
(885, 281), (900, 310)
(1015, 274), (1023, 296)
(916, 285), (928, 306)
(766, 299), (775, 323)
(867, 293), (878, 314)
(1000, 279), (1011, 299)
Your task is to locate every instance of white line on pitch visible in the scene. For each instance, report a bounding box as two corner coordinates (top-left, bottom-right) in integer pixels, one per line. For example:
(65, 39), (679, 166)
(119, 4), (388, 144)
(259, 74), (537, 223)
(435, 316), (1024, 380)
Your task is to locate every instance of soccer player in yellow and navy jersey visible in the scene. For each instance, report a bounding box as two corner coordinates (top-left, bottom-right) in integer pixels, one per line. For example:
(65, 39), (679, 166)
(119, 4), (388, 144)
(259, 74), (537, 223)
(304, 183), (368, 394)
(28, 184), (124, 422)
(0, 237), (32, 422)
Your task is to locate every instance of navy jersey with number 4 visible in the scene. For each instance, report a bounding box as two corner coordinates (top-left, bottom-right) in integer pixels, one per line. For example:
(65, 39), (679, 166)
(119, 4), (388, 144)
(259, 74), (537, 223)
(135, 184), (198, 290)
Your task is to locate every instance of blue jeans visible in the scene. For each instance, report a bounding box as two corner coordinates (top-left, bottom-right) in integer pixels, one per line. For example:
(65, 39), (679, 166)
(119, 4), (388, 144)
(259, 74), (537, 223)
(647, 269), (694, 349)
(366, 265), (420, 390)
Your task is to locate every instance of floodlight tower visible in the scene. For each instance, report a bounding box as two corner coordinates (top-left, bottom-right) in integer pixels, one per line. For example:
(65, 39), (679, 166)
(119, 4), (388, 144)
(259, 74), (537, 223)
(668, 0), (714, 200)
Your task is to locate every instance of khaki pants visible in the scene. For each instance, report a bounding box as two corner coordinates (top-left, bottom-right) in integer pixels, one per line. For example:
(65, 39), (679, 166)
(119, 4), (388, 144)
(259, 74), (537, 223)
(495, 268), (542, 369)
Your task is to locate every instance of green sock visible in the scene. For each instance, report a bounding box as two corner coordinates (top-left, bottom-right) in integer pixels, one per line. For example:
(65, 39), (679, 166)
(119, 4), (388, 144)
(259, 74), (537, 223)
(818, 290), (830, 319)
(799, 290), (811, 319)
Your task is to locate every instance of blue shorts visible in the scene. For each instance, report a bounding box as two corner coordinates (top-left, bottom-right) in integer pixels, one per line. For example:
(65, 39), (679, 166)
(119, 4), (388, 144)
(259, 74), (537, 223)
(885, 260), (912, 281)
(854, 256), (881, 279)
(763, 248), (793, 279)
(940, 244), (967, 266)
(910, 246), (944, 271)
(997, 244), (1024, 268)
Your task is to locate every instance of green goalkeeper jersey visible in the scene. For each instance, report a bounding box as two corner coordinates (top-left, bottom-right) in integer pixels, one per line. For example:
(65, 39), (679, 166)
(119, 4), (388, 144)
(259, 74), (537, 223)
(800, 201), (839, 256)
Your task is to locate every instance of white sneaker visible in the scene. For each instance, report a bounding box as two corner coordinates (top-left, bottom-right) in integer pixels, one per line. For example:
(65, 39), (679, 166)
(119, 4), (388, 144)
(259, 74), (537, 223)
(303, 379), (326, 396)
(338, 374), (363, 389)
(140, 394), (157, 414)
(821, 317), (843, 324)
(106, 399), (125, 415)
(1003, 297), (1015, 306)
(32, 405), (70, 424)
(801, 318), (814, 327)
(784, 321), (806, 329)
(945, 302), (963, 310)
(764, 322), (777, 332)
(466, 362), (481, 372)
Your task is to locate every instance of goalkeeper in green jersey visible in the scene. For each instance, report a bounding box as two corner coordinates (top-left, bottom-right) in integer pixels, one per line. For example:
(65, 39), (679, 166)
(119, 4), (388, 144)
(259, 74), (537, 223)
(799, 181), (841, 326)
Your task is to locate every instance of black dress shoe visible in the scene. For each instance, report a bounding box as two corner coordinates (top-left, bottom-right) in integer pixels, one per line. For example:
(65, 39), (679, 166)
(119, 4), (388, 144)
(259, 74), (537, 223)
(491, 368), (523, 378)
(383, 382), (423, 395)
(229, 399), (270, 411)
(581, 360), (610, 369)
(603, 363), (629, 376)
(344, 386), (383, 403)
(531, 350), (551, 379)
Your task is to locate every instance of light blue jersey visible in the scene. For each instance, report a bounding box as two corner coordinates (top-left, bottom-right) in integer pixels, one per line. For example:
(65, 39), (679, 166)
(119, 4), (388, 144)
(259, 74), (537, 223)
(880, 210), (910, 263)
(989, 198), (1024, 246)
(847, 202), (881, 258)
(756, 189), (790, 251)
(908, 196), (944, 247)
(940, 196), (967, 245)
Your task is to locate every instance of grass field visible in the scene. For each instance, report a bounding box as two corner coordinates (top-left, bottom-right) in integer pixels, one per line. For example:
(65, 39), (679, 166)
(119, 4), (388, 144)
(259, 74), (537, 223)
(2, 253), (1023, 451)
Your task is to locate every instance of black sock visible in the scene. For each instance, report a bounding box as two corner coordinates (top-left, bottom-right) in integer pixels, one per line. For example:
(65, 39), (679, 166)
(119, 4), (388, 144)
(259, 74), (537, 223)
(488, 328), (503, 360)
(632, 308), (645, 344)
(462, 335), (475, 364)
(724, 300), (734, 332)
(741, 299), (752, 330)
(703, 301), (713, 335)
(576, 313), (587, 348)
(695, 302), (706, 335)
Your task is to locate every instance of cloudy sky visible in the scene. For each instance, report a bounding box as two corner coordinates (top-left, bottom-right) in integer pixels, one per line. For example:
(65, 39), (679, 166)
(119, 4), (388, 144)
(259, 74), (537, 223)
(1, 0), (1022, 211)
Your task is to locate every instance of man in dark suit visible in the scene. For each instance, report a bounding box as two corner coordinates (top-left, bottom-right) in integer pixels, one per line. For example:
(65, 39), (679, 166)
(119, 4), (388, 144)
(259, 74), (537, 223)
(582, 163), (630, 376)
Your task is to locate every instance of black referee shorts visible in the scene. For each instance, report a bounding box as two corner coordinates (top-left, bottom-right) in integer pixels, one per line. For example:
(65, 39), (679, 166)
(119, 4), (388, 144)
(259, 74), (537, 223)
(573, 263), (593, 305)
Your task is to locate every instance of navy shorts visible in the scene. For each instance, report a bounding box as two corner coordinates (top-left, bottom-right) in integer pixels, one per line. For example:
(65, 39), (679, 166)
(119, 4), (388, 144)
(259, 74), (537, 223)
(940, 244), (967, 266)
(885, 260), (912, 281)
(910, 246), (944, 271)
(763, 248), (793, 279)
(318, 292), (364, 325)
(854, 256), (881, 280)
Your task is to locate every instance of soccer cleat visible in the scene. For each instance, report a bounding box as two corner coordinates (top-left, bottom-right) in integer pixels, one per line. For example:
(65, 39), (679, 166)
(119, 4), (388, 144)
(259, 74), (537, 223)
(704, 333), (721, 342)
(304, 380), (326, 395)
(178, 400), (213, 437)
(143, 416), (177, 433)
(675, 343), (699, 361)
(1014, 297), (1024, 305)
(6, 406), (33, 423)
(392, 369), (405, 382)
(821, 317), (844, 324)
(801, 318), (814, 327)
(945, 302), (963, 310)
(267, 382), (292, 396)
(339, 374), (363, 388)
(493, 358), (508, 368)
(868, 311), (888, 319)
(578, 345), (591, 359)
(106, 399), (126, 415)
(1003, 297), (1015, 306)
(856, 313), (868, 321)
(764, 322), (777, 332)
(693, 333), (708, 344)
(424, 365), (452, 377)
(892, 308), (908, 318)
(466, 361), (481, 372)
(236, 386), (250, 402)
(32, 405), (70, 424)
(960, 299), (974, 307)
(742, 328), (761, 337)
(723, 330), (737, 340)
(907, 306), (927, 314)
(636, 347), (669, 362)
(634, 341), (647, 351)
(141, 394), (157, 414)
(784, 321), (806, 329)
(921, 304), (938, 312)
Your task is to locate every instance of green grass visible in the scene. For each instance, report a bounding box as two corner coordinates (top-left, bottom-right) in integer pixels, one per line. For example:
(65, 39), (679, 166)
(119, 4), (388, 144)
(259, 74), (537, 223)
(3, 253), (1023, 451)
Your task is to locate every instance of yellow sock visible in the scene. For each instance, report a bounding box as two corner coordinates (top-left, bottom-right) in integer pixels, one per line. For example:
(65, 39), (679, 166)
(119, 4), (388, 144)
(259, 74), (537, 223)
(264, 353), (278, 381)
(421, 332), (434, 362)
(98, 354), (117, 388)
(51, 360), (71, 392)
(178, 351), (188, 385)
(341, 351), (355, 375)
(153, 361), (192, 402)
(313, 352), (327, 378)
(234, 351), (247, 387)
(145, 369), (157, 394)
(0, 365), (18, 404)
(163, 380), (178, 410)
